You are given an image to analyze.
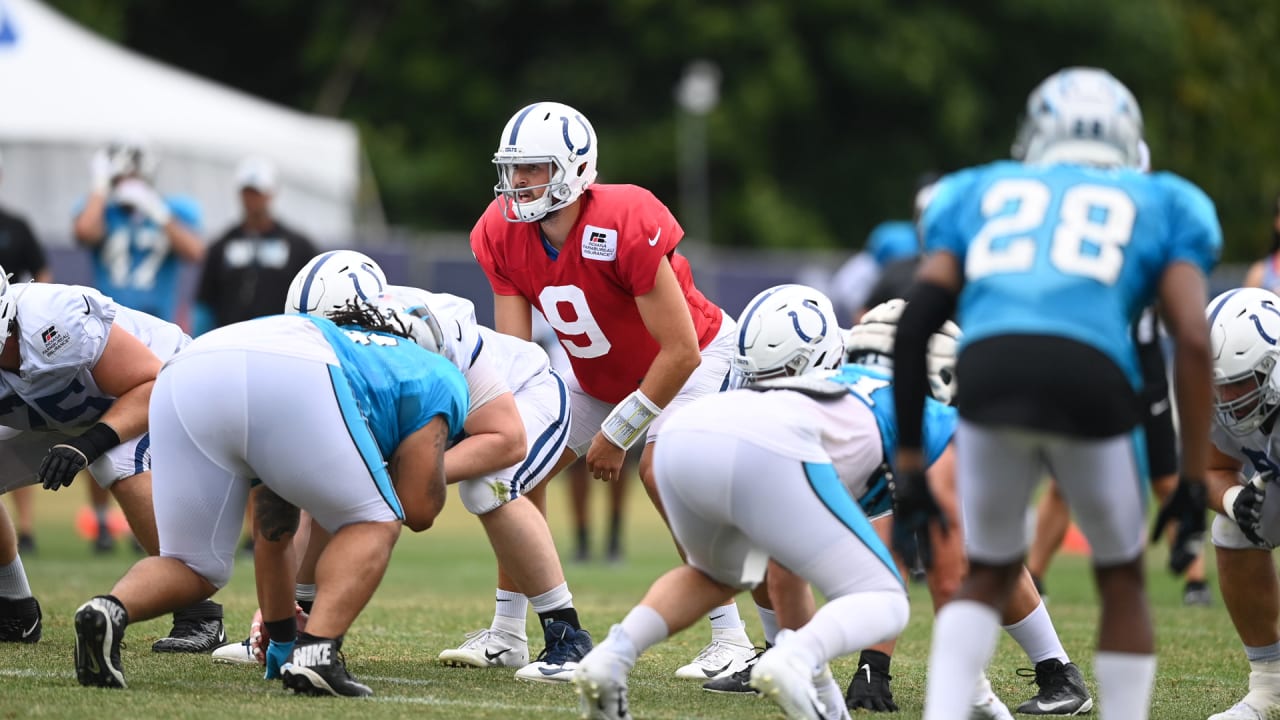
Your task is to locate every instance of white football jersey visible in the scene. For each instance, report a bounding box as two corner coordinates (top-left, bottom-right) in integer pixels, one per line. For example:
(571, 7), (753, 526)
(1211, 420), (1280, 487)
(658, 388), (885, 501)
(387, 286), (552, 411)
(0, 283), (189, 432)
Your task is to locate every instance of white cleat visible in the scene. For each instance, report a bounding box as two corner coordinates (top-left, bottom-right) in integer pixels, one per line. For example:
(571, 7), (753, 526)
(674, 634), (757, 680)
(971, 674), (1015, 720)
(211, 637), (257, 665)
(750, 648), (828, 720)
(1208, 697), (1280, 720)
(572, 645), (633, 720)
(437, 627), (529, 668)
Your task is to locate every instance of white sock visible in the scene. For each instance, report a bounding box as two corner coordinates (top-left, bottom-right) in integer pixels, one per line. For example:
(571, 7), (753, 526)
(756, 604), (779, 646)
(619, 605), (669, 656)
(294, 582), (316, 605)
(0, 556), (32, 598)
(790, 591), (908, 672)
(1002, 600), (1069, 664)
(528, 582), (573, 614)
(1094, 651), (1155, 720)
(709, 601), (748, 641)
(924, 600), (1001, 720)
(493, 588), (529, 620)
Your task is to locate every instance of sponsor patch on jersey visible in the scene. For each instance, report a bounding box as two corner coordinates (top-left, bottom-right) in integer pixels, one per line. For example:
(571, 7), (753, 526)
(581, 225), (618, 261)
(38, 325), (72, 360)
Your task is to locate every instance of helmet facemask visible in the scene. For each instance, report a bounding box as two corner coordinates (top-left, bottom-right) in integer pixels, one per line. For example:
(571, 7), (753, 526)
(493, 157), (575, 223)
(492, 102), (598, 223)
(1214, 355), (1280, 436)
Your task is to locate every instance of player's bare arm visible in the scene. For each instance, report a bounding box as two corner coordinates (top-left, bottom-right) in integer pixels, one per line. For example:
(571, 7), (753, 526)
(1156, 261), (1212, 481)
(1206, 443), (1246, 516)
(391, 415), (450, 532)
(631, 256), (702, 408)
(90, 324), (164, 441)
(445, 391), (527, 483)
(493, 293), (534, 341)
(72, 194), (108, 246)
(165, 220), (206, 263)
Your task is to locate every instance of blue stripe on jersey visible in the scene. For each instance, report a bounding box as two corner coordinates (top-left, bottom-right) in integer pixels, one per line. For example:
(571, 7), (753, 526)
(507, 103), (540, 145)
(802, 461), (902, 585)
(1207, 288), (1245, 327)
(133, 432), (150, 476)
(510, 369), (572, 498)
(327, 364), (402, 520)
(297, 250), (340, 312)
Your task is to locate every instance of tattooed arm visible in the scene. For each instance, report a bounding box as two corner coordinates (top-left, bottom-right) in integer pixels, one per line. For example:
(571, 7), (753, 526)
(390, 415), (450, 532)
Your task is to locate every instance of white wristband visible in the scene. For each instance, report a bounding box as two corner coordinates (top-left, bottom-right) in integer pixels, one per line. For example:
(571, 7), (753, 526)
(1223, 485), (1243, 521)
(601, 390), (661, 450)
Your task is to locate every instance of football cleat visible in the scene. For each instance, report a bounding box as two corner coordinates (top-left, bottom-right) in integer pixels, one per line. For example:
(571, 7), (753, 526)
(0, 596), (42, 643)
(1209, 698), (1280, 720)
(1015, 659), (1094, 715)
(438, 627), (529, 668)
(152, 608), (225, 653)
(572, 642), (634, 720)
(750, 648), (828, 720)
(514, 620), (593, 683)
(281, 635), (372, 697)
(211, 638), (257, 665)
(972, 674), (1015, 720)
(74, 596), (128, 688)
(701, 646), (766, 694)
(1184, 580), (1213, 607)
(845, 651), (898, 712)
(674, 634), (757, 680)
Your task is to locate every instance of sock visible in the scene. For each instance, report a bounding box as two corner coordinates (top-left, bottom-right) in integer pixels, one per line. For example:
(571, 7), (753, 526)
(708, 601), (748, 642)
(1003, 600), (1069, 664)
(608, 511), (623, 554)
(294, 582), (316, 615)
(789, 591), (908, 672)
(493, 588), (528, 622)
(923, 600), (1001, 720)
(174, 598), (222, 621)
(1246, 642), (1280, 664)
(1248, 658), (1280, 704)
(0, 556), (32, 598)
(93, 504), (110, 537)
(619, 605), (669, 656)
(531, 583), (578, 630)
(755, 603), (779, 646)
(1094, 651), (1155, 720)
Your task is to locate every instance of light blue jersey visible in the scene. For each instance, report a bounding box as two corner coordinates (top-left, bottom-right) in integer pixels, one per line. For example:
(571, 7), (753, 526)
(923, 160), (1221, 388)
(830, 364), (955, 470)
(75, 195), (202, 322)
(308, 316), (470, 460)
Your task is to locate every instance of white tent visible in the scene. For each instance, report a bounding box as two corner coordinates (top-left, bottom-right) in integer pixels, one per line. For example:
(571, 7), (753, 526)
(0, 0), (371, 247)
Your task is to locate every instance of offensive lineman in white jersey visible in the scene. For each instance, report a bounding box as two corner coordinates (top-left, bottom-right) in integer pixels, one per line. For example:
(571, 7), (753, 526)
(0, 270), (224, 649)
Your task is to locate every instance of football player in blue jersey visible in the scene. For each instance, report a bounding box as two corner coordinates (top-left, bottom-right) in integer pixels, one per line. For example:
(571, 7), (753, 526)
(72, 137), (205, 323)
(892, 67), (1220, 720)
(71, 299), (469, 696)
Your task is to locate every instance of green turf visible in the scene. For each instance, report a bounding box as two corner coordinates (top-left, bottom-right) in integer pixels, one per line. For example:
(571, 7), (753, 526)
(0, 480), (1254, 719)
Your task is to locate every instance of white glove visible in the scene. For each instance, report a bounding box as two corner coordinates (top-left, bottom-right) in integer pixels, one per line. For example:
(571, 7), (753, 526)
(112, 178), (172, 226)
(90, 149), (113, 194)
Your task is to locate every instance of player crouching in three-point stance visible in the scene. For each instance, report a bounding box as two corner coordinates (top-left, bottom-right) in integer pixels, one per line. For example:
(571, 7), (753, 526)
(72, 301), (468, 696)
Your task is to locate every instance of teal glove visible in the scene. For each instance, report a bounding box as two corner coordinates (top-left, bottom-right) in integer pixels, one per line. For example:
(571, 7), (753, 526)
(264, 638), (295, 680)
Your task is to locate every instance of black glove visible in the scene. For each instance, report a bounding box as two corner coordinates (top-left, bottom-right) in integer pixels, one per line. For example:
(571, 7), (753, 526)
(890, 466), (946, 571)
(38, 423), (121, 491)
(1229, 477), (1269, 547)
(1150, 476), (1207, 575)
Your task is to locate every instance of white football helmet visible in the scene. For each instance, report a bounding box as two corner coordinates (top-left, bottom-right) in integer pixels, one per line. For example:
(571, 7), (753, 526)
(104, 135), (158, 181)
(493, 101), (598, 222)
(734, 284), (845, 383)
(0, 266), (17, 348)
(1207, 287), (1280, 436)
(845, 298), (962, 405)
(367, 293), (445, 355)
(285, 250), (388, 317)
(1011, 67), (1144, 169)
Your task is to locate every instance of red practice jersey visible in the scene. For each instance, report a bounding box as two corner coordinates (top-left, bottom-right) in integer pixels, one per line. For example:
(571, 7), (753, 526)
(471, 184), (723, 403)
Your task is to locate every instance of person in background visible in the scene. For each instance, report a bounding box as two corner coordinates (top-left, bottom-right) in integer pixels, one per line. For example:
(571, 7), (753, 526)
(0, 149), (52, 556)
(193, 157), (317, 336)
(1243, 193), (1280, 294)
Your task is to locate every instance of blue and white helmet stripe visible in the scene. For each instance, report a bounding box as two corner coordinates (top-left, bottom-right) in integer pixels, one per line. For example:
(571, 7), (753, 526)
(285, 250), (388, 317)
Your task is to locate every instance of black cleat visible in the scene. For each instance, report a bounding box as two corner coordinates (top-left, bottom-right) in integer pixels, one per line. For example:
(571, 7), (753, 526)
(845, 649), (898, 712)
(151, 601), (225, 653)
(702, 646), (765, 695)
(74, 596), (128, 688)
(281, 635), (372, 697)
(0, 596), (42, 643)
(1183, 580), (1212, 607)
(1015, 659), (1094, 715)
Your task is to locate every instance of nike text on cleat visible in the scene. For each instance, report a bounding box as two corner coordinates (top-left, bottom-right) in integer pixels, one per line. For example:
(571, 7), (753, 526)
(211, 638), (257, 665)
(74, 596), (128, 688)
(0, 596), (42, 644)
(514, 620), (593, 684)
(1015, 659), (1094, 715)
(281, 636), (372, 697)
(437, 627), (529, 668)
(674, 635), (757, 680)
(750, 649), (828, 720)
(572, 646), (634, 720)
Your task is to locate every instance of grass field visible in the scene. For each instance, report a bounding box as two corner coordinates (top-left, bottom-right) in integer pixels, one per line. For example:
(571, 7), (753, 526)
(0, 477), (1257, 719)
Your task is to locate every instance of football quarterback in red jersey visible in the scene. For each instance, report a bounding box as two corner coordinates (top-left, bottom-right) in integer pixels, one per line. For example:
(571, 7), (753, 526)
(471, 101), (758, 681)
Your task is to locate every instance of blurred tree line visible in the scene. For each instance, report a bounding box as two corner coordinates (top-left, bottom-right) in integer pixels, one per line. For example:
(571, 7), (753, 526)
(50, 0), (1280, 262)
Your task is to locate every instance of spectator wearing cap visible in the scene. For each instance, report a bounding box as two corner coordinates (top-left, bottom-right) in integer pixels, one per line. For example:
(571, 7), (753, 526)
(193, 157), (318, 335)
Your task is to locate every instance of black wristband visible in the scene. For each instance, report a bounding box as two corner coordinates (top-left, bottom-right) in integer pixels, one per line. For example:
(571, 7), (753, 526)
(70, 423), (122, 463)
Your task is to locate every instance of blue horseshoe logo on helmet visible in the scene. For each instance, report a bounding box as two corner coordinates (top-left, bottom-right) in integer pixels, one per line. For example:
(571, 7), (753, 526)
(560, 115), (592, 161)
(787, 299), (827, 343)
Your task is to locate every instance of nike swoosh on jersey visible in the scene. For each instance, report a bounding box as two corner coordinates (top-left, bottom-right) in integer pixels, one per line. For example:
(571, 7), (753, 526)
(648, 228), (661, 246)
(83, 296), (92, 315)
